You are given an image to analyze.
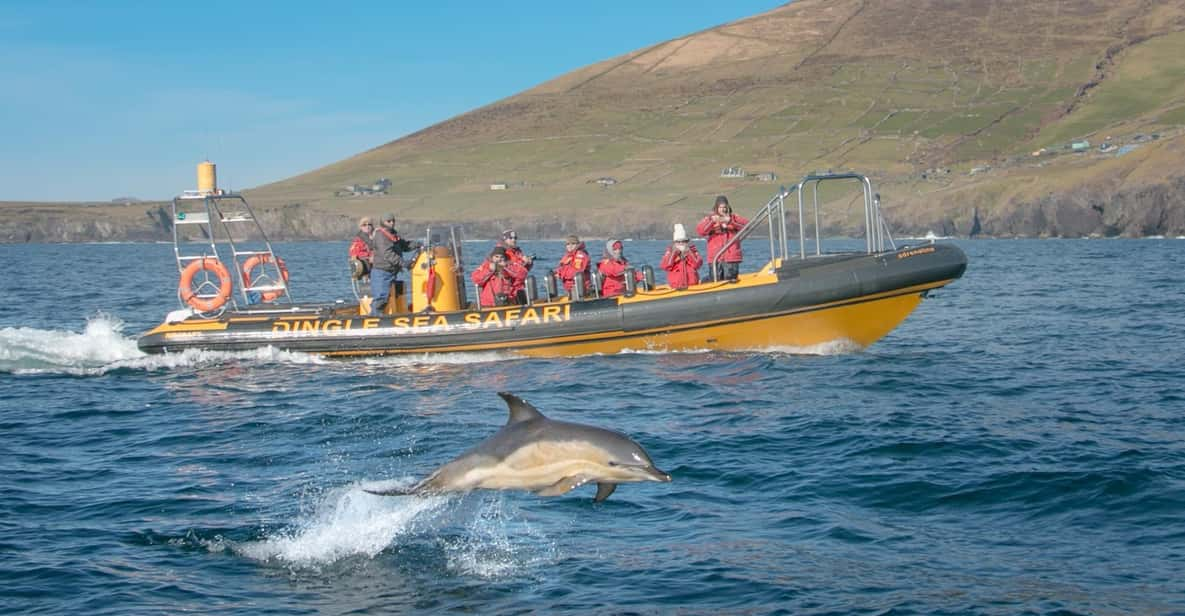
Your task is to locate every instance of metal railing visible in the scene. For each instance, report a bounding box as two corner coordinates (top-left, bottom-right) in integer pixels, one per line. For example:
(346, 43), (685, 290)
(710, 172), (897, 280)
(171, 192), (290, 314)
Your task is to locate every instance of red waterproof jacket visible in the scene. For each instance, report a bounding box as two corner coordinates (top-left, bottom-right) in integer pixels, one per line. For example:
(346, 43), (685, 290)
(659, 243), (703, 288)
(597, 257), (644, 298)
(348, 231), (374, 261)
(555, 244), (591, 292)
(696, 213), (749, 265)
(498, 242), (533, 296)
(470, 259), (527, 307)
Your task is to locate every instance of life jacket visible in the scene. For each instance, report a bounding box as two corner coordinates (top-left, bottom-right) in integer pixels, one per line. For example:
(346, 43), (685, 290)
(349, 231), (374, 260)
(555, 243), (591, 291)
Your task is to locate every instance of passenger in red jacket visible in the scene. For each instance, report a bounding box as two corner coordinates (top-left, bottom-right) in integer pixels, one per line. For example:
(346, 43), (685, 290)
(497, 229), (534, 303)
(695, 195), (749, 281)
(555, 235), (591, 295)
(598, 239), (644, 298)
(659, 223), (702, 289)
(348, 216), (375, 279)
(471, 246), (527, 307)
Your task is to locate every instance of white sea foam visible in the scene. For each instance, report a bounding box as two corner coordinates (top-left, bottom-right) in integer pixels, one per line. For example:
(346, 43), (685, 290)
(757, 338), (864, 356)
(236, 481), (446, 566)
(236, 483), (556, 577)
(0, 313), (142, 374)
(441, 494), (557, 579)
(0, 313), (327, 375)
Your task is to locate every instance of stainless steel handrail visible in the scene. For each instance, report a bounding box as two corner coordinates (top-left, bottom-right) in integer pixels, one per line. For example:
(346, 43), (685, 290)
(708, 172), (896, 281)
(171, 192), (291, 313)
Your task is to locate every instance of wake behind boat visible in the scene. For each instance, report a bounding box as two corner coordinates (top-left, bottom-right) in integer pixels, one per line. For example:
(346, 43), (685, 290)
(137, 166), (967, 357)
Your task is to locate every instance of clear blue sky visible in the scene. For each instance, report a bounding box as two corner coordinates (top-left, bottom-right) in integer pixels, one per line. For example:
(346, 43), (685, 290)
(0, 1), (784, 202)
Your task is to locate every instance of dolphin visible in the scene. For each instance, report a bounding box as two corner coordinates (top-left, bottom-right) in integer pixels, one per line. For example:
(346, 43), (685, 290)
(365, 392), (671, 502)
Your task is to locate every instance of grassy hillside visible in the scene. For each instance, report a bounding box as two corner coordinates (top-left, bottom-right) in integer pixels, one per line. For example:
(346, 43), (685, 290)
(6, 0), (1185, 242)
(236, 0), (1185, 238)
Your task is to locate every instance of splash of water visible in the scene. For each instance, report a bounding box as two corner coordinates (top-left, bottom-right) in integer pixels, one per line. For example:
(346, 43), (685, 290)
(236, 482), (446, 566)
(0, 313), (141, 374)
(760, 338), (864, 356)
(0, 313), (327, 376)
(236, 482), (557, 577)
(441, 494), (557, 579)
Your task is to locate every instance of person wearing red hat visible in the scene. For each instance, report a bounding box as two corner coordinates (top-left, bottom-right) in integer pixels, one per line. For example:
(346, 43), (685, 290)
(696, 195), (748, 281)
(471, 246), (528, 307)
(598, 238), (644, 298)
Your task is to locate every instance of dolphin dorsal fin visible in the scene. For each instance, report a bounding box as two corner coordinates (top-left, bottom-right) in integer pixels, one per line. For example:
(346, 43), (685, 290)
(497, 392), (545, 424)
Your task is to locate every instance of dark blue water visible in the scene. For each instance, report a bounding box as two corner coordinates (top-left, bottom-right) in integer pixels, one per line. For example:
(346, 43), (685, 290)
(2, 239), (1183, 615)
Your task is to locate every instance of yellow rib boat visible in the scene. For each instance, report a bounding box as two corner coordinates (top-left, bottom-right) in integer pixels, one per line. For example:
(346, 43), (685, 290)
(138, 170), (967, 357)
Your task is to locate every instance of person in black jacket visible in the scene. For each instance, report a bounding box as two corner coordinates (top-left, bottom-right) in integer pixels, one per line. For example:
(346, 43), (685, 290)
(369, 213), (415, 315)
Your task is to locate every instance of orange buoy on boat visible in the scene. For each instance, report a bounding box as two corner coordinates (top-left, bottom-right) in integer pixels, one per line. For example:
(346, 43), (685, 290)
(179, 258), (232, 313)
(242, 254), (289, 302)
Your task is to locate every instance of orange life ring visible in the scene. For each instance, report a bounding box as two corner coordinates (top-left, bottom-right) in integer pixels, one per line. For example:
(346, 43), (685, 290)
(179, 258), (232, 313)
(242, 254), (290, 302)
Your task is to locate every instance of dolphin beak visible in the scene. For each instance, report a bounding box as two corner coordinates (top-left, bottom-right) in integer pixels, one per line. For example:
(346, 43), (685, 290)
(648, 467), (672, 482)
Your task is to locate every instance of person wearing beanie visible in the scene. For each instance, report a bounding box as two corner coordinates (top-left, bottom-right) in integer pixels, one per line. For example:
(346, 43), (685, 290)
(471, 245), (527, 307)
(660, 223), (703, 289)
(597, 238), (644, 298)
(555, 235), (591, 294)
(348, 216), (375, 280)
(497, 228), (534, 303)
(696, 195), (749, 281)
(369, 213), (416, 315)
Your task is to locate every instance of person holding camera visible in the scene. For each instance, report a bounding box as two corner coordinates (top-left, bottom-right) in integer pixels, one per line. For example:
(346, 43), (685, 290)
(498, 229), (534, 303)
(598, 238), (644, 298)
(471, 246), (528, 308)
(660, 223), (702, 289)
(696, 195), (749, 281)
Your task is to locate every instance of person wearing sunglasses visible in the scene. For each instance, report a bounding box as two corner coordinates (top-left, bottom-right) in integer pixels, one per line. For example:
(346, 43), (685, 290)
(370, 213), (416, 315)
(695, 195), (749, 281)
(498, 229), (534, 303)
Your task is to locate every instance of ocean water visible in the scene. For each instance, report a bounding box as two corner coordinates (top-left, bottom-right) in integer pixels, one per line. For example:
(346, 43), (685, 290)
(1, 238), (1183, 615)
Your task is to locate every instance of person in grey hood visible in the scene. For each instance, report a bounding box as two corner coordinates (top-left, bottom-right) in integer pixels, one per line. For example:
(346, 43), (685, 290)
(370, 213), (416, 315)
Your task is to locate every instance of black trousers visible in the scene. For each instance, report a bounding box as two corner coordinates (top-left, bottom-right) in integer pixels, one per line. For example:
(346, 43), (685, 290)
(715, 261), (740, 281)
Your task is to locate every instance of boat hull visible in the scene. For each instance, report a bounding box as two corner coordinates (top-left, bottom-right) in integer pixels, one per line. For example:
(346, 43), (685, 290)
(138, 243), (967, 357)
